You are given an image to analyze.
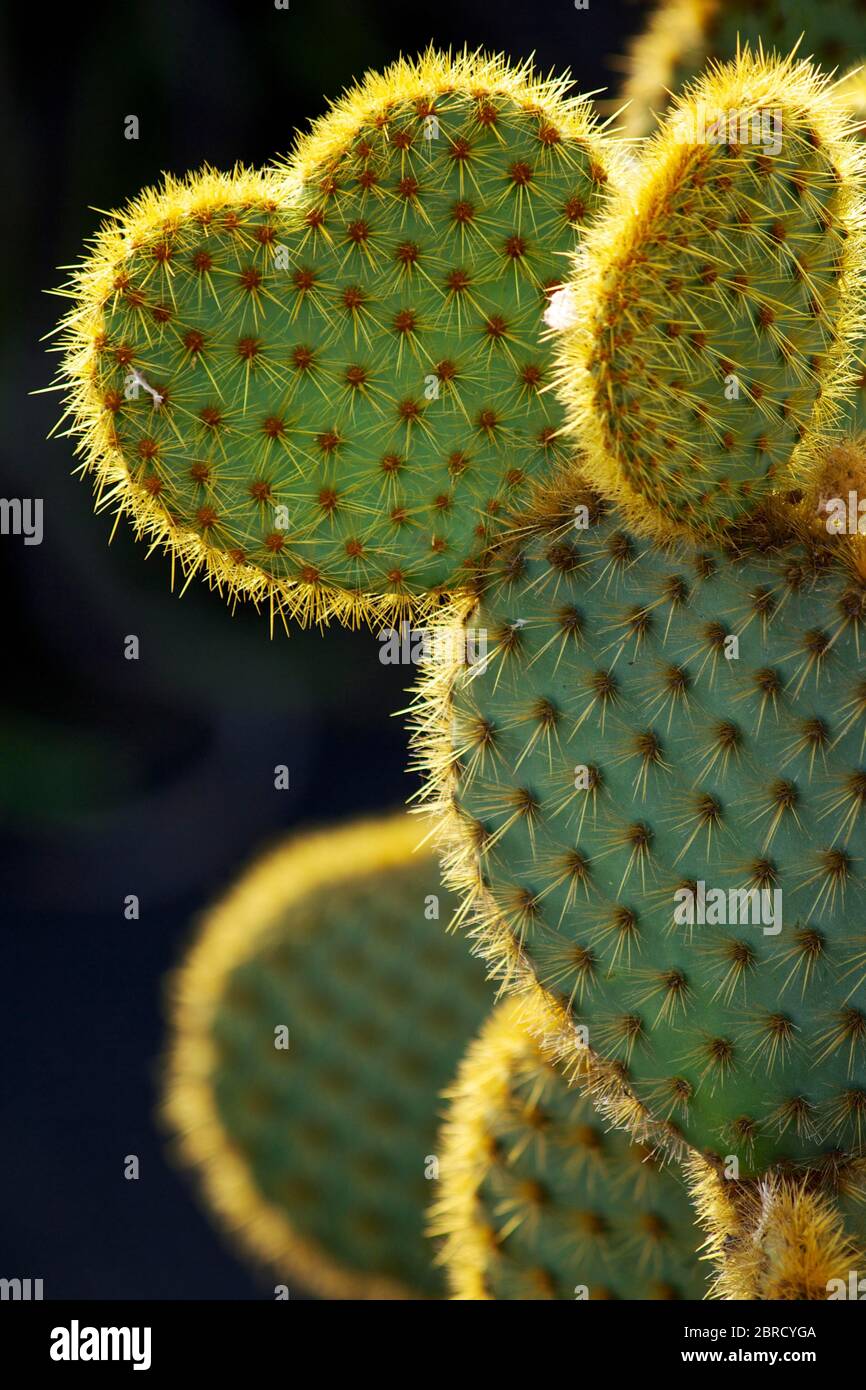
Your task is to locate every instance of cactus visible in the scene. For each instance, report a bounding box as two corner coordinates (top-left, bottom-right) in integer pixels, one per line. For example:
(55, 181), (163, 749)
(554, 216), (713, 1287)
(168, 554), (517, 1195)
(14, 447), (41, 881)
(556, 48), (866, 544)
(412, 52), (866, 1208)
(839, 64), (866, 119)
(684, 1147), (866, 1298)
(414, 475), (866, 1176)
(837, 59), (866, 442)
(430, 997), (707, 1299)
(619, 0), (719, 140)
(54, 49), (622, 630)
(162, 812), (490, 1299)
(50, 27), (866, 1301)
(622, 0), (866, 138)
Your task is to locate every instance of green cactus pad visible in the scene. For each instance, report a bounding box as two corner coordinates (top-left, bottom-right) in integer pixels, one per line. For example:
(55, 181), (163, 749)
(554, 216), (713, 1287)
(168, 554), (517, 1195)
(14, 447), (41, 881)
(56, 50), (620, 629)
(163, 813), (490, 1298)
(413, 485), (866, 1179)
(431, 998), (708, 1299)
(556, 49), (866, 546)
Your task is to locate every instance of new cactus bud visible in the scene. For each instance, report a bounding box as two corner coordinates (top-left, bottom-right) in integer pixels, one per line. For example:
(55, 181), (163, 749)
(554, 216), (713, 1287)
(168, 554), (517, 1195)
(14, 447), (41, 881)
(162, 813), (490, 1298)
(54, 49), (622, 630)
(430, 997), (707, 1299)
(800, 434), (866, 539)
(555, 49), (866, 546)
(685, 1148), (866, 1299)
(412, 480), (866, 1183)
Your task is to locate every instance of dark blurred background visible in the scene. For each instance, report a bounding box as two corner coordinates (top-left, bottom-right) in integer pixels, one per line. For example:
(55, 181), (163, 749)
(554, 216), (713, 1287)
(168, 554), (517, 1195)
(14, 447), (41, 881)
(0, 0), (639, 1299)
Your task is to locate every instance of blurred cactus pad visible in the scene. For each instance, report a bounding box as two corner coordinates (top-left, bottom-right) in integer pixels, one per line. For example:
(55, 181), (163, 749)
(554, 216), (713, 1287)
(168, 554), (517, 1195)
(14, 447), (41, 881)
(162, 812), (490, 1298)
(430, 998), (707, 1299)
(54, 48), (623, 630)
(621, 0), (866, 138)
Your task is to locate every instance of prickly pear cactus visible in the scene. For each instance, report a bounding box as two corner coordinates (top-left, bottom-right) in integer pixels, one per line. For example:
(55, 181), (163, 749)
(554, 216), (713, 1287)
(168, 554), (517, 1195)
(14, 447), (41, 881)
(55, 49), (621, 630)
(557, 49), (866, 543)
(413, 51), (866, 1199)
(163, 813), (490, 1299)
(684, 1146), (866, 1298)
(622, 0), (866, 138)
(415, 479), (866, 1178)
(431, 998), (708, 1299)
